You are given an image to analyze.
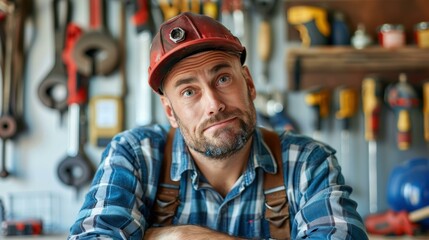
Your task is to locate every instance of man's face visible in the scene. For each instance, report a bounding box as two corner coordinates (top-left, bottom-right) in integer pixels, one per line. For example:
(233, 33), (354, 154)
(160, 51), (257, 159)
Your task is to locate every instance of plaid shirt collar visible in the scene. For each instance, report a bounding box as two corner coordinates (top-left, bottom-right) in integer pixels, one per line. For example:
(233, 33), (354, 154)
(170, 128), (278, 184)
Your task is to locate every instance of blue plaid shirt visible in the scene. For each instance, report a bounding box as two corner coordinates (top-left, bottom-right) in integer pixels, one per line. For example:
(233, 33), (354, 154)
(69, 124), (368, 239)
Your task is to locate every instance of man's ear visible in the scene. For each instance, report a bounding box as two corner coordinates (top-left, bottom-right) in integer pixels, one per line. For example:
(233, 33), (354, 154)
(242, 66), (256, 100)
(160, 96), (178, 128)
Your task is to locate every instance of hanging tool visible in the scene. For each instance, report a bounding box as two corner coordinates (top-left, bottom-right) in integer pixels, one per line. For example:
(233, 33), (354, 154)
(253, 0), (276, 93)
(221, 0), (233, 30)
(0, 0), (32, 178)
(88, 0), (126, 147)
(37, 0), (71, 123)
(221, 0), (244, 48)
(362, 76), (383, 214)
(423, 81), (429, 142)
(287, 6), (330, 47)
(57, 23), (94, 194)
(305, 87), (330, 141)
(266, 93), (296, 132)
(365, 206), (429, 236)
(335, 86), (358, 177)
(0, 2), (16, 179)
(202, 0), (218, 19)
(131, 0), (155, 126)
(232, 0), (244, 42)
(158, 0), (201, 20)
(118, 0), (127, 98)
(72, 0), (118, 77)
(180, 0), (200, 14)
(158, 0), (180, 20)
(385, 73), (419, 150)
(253, 0), (283, 128)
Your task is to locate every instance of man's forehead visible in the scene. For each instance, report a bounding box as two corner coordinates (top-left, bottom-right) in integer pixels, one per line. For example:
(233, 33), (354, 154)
(180, 50), (241, 64)
(163, 51), (241, 85)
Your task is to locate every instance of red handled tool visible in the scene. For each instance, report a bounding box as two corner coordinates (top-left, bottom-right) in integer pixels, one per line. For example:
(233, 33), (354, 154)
(365, 205), (429, 236)
(57, 23), (94, 195)
(72, 0), (118, 77)
(385, 73), (419, 150)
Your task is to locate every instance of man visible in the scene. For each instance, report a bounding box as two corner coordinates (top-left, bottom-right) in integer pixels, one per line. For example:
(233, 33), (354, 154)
(69, 12), (368, 239)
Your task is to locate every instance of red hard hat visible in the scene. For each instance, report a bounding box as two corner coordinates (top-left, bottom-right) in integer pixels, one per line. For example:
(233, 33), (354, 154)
(148, 12), (247, 95)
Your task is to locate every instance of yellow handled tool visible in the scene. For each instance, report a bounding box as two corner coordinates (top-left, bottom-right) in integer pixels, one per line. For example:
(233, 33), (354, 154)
(335, 86), (358, 130)
(287, 6), (330, 47)
(362, 76), (383, 141)
(362, 76), (383, 213)
(335, 86), (358, 179)
(305, 87), (330, 140)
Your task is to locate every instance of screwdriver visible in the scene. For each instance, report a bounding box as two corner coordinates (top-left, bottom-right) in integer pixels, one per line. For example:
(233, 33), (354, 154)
(423, 81), (429, 142)
(335, 86), (358, 178)
(385, 73), (419, 150)
(305, 87), (330, 140)
(362, 76), (383, 213)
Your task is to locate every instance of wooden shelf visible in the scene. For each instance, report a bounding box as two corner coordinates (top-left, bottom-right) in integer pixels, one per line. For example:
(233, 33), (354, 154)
(286, 46), (429, 91)
(284, 0), (429, 43)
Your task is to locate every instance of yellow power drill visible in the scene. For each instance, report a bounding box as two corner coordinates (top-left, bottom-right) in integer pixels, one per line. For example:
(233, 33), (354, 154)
(287, 6), (331, 47)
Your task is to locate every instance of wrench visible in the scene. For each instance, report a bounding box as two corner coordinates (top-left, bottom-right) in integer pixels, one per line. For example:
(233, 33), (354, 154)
(72, 0), (118, 77)
(0, 1), (17, 178)
(0, 0), (32, 178)
(57, 23), (94, 192)
(37, 0), (71, 121)
(0, 2), (17, 140)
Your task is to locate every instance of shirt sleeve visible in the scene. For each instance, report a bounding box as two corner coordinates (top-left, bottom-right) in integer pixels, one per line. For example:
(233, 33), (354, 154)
(68, 126), (166, 240)
(284, 134), (369, 239)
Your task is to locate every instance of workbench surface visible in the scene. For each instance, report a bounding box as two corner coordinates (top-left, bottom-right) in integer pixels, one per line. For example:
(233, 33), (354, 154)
(1, 234), (428, 239)
(369, 235), (429, 240)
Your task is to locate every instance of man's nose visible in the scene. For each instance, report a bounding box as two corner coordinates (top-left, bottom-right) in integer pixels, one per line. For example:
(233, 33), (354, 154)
(204, 90), (225, 115)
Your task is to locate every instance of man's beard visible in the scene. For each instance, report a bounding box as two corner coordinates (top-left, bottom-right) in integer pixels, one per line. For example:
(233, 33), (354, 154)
(174, 105), (256, 160)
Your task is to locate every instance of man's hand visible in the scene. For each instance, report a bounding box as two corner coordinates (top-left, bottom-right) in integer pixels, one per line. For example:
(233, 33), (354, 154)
(143, 225), (245, 240)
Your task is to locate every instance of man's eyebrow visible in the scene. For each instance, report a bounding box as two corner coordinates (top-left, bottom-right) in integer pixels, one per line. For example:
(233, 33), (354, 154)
(174, 77), (196, 89)
(210, 63), (232, 74)
(173, 63), (233, 89)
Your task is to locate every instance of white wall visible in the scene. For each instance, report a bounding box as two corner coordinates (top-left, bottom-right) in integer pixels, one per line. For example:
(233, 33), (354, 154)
(0, 0), (428, 235)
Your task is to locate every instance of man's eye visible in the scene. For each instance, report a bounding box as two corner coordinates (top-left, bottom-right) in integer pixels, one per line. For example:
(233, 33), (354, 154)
(218, 76), (231, 85)
(182, 89), (195, 97)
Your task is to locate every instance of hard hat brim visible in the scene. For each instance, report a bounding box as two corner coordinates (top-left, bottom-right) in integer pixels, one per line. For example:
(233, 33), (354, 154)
(149, 38), (246, 95)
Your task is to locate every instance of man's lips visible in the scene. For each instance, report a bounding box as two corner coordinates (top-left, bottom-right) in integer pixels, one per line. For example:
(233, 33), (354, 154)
(203, 117), (237, 132)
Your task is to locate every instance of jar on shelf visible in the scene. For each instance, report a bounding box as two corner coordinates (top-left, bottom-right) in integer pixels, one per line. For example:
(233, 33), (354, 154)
(378, 24), (406, 49)
(415, 22), (429, 48)
(351, 23), (372, 49)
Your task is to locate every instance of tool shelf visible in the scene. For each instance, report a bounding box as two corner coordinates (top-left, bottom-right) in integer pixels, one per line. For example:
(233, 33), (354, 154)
(286, 46), (429, 91)
(284, 0), (429, 43)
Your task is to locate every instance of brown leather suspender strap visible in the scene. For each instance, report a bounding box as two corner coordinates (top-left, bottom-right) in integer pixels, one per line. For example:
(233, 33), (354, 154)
(153, 128), (290, 239)
(261, 128), (291, 240)
(151, 128), (180, 226)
